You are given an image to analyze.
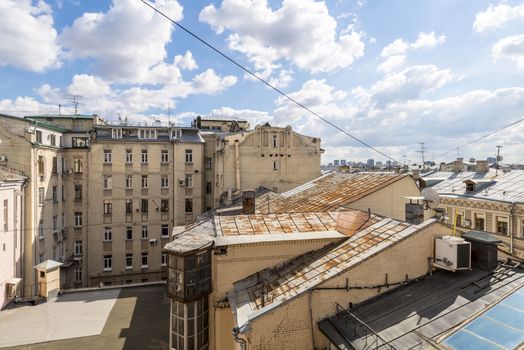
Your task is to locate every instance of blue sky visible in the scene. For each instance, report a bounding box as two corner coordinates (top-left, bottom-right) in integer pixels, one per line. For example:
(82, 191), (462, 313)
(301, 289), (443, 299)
(1, 0), (524, 164)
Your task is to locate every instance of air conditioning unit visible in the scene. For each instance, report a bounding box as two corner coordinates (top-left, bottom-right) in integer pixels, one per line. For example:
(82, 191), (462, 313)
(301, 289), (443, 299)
(0, 155), (7, 162)
(149, 238), (157, 245)
(434, 236), (471, 271)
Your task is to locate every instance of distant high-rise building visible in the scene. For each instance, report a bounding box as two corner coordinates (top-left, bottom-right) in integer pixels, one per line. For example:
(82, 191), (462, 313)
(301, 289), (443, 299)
(333, 160), (340, 166)
(367, 159), (375, 168)
(340, 160), (346, 166)
(487, 157), (496, 165)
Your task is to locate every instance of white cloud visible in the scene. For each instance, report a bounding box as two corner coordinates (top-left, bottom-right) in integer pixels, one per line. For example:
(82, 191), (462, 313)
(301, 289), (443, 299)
(0, 96), (68, 116)
(492, 34), (524, 70)
(0, 0), (61, 71)
(59, 0), (184, 83)
(199, 0), (365, 82)
(207, 107), (274, 126)
(378, 32), (445, 73)
(68, 74), (112, 97)
(473, 2), (524, 33)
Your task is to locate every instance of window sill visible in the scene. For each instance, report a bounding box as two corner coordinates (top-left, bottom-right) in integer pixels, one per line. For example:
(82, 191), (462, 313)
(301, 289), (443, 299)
(161, 263), (167, 267)
(103, 240), (112, 243)
(125, 266), (133, 270)
(141, 265), (148, 269)
(141, 238), (149, 241)
(38, 236), (44, 240)
(161, 235), (169, 239)
(103, 268), (112, 272)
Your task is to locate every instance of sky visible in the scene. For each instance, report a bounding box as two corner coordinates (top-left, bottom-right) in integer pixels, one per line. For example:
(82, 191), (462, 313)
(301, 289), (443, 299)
(1, 0), (524, 165)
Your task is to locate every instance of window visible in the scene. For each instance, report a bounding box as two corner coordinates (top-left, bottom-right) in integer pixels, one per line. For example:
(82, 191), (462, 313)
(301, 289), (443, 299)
(141, 225), (148, 239)
(496, 216), (508, 235)
(38, 187), (45, 205)
(161, 253), (167, 266)
(161, 150), (169, 163)
(38, 220), (44, 239)
(273, 160), (278, 170)
(103, 175), (112, 190)
(126, 149), (132, 163)
(474, 213), (485, 231)
(205, 157), (212, 170)
(74, 184), (82, 199)
(59, 136), (62, 147)
(141, 199), (148, 213)
(126, 254), (133, 269)
(185, 174), (193, 188)
(141, 175), (148, 189)
(52, 215), (57, 231)
(3, 200), (7, 232)
(172, 129), (182, 139)
(161, 224), (169, 237)
(72, 137), (88, 148)
(103, 149), (112, 163)
(185, 149), (193, 163)
(74, 212), (82, 227)
(103, 255), (112, 271)
(126, 227), (133, 240)
(103, 200), (112, 215)
(36, 130), (42, 143)
(141, 150), (148, 163)
(141, 253), (148, 268)
(206, 182), (212, 194)
(103, 227), (112, 241)
(272, 134), (278, 147)
(139, 129), (157, 139)
(126, 175), (133, 189)
(38, 156), (44, 175)
(50, 134), (56, 146)
(161, 200), (169, 213)
(185, 198), (193, 213)
(466, 182), (474, 192)
(74, 267), (82, 283)
(74, 158), (83, 174)
(112, 128), (122, 139)
(125, 199), (133, 214)
(61, 184), (65, 201)
(52, 186), (57, 202)
(161, 177), (169, 188)
(74, 240), (83, 255)
(52, 157), (58, 174)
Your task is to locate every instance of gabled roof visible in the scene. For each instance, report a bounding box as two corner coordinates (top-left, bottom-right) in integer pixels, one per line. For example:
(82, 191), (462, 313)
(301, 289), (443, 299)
(255, 172), (409, 214)
(228, 217), (438, 332)
(34, 260), (63, 271)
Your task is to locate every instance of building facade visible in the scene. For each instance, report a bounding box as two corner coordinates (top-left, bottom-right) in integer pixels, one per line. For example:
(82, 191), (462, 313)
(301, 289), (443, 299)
(0, 168), (26, 308)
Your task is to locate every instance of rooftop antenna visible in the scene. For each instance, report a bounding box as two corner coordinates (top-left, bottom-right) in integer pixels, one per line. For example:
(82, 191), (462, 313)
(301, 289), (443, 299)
(58, 104), (62, 116)
(416, 142), (425, 169)
(167, 104), (172, 126)
(496, 145), (503, 176)
(68, 94), (83, 115)
(402, 155), (407, 167)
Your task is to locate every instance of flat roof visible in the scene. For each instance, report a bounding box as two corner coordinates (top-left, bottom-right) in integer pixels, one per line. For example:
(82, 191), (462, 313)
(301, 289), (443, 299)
(319, 264), (524, 350)
(0, 284), (168, 350)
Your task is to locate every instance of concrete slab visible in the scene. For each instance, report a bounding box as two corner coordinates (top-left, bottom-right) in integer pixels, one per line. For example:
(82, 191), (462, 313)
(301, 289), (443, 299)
(0, 288), (120, 348)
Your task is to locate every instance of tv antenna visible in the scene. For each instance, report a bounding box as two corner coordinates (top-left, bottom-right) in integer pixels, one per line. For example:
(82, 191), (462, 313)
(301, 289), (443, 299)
(416, 142), (426, 169)
(68, 94), (83, 115)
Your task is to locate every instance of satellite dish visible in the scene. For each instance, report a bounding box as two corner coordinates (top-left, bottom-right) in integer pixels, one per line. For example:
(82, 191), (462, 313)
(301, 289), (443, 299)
(422, 188), (440, 209)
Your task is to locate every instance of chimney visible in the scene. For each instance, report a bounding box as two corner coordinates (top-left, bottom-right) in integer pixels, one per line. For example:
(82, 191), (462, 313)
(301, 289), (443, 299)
(454, 158), (463, 172)
(476, 160), (488, 173)
(241, 190), (256, 214)
(439, 162), (447, 171)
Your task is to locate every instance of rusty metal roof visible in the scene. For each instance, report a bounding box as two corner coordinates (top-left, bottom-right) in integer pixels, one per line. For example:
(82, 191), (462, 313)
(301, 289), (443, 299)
(255, 172), (409, 214)
(228, 217), (439, 332)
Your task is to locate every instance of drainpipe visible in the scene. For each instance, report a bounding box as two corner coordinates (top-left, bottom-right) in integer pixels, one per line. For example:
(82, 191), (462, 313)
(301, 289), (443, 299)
(234, 140), (240, 195)
(510, 204), (515, 256)
(232, 327), (247, 350)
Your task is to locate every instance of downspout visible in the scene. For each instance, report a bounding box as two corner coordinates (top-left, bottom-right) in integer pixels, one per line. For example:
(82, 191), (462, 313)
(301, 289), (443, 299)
(20, 179), (28, 298)
(509, 203), (515, 256)
(232, 327), (247, 350)
(234, 140), (240, 195)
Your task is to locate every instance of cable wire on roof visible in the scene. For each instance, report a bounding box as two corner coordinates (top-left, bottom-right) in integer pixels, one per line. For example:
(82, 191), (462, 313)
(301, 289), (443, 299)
(138, 0), (400, 164)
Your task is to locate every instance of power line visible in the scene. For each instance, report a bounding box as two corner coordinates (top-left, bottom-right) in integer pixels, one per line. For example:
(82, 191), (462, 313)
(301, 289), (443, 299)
(138, 0), (399, 164)
(437, 117), (524, 158)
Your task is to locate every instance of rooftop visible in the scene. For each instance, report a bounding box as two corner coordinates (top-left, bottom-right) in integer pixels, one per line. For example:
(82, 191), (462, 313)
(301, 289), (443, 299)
(0, 167), (26, 182)
(319, 263), (524, 350)
(0, 284), (168, 350)
(255, 172), (409, 214)
(228, 216), (438, 332)
(424, 170), (524, 203)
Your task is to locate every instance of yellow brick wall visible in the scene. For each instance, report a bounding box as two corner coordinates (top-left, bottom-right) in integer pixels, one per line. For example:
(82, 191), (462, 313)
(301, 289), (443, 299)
(243, 222), (453, 350)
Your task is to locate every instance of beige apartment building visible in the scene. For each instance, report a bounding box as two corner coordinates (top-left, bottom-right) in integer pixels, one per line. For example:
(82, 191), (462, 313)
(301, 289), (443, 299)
(0, 168), (26, 308)
(196, 118), (323, 209)
(0, 113), (322, 291)
(422, 164), (524, 259)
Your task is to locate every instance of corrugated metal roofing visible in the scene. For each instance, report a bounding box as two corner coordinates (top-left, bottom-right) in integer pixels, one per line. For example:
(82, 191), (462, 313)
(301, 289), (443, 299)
(255, 172), (408, 214)
(228, 217), (436, 331)
(425, 170), (524, 203)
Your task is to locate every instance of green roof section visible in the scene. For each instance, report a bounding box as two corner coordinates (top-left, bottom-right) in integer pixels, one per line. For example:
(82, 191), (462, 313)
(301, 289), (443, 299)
(463, 230), (502, 244)
(32, 120), (69, 132)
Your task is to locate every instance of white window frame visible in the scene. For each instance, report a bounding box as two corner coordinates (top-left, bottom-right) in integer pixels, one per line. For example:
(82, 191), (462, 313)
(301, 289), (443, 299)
(74, 240), (83, 255)
(185, 149), (193, 163)
(161, 177), (169, 188)
(141, 150), (148, 164)
(103, 227), (112, 242)
(139, 129), (157, 139)
(103, 255), (112, 271)
(161, 150), (169, 163)
(103, 175), (112, 190)
(185, 174), (193, 188)
(74, 212), (82, 227)
(126, 150), (132, 163)
(39, 221), (44, 239)
(38, 187), (45, 205)
(161, 224), (169, 238)
(141, 175), (148, 189)
(74, 267), (82, 282)
(125, 254), (133, 270)
(126, 175), (133, 189)
(141, 225), (148, 239)
(141, 252), (148, 268)
(103, 149), (112, 163)
(494, 215), (509, 235)
(112, 128), (122, 139)
(172, 129), (182, 139)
